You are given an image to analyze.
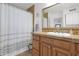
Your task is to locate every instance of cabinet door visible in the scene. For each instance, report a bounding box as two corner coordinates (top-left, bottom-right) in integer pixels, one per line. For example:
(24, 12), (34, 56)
(54, 47), (71, 56)
(40, 42), (51, 56)
(51, 47), (56, 56)
(32, 35), (40, 56)
(32, 39), (39, 50)
(76, 44), (79, 56)
(32, 42), (39, 56)
(32, 48), (39, 56)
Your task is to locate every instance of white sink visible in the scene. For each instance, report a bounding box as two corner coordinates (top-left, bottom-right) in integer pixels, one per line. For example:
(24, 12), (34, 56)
(47, 32), (71, 36)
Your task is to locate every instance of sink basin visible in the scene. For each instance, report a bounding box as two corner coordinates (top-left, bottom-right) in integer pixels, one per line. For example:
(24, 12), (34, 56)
(47, 32), (71, 36)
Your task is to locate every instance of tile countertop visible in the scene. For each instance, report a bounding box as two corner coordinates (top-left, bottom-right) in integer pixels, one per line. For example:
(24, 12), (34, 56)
(33, 32), (79, 43)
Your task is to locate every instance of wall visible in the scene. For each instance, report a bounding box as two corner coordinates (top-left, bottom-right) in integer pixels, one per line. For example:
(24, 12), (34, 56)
(27, 5), (34, 32)
(34, 3), (46, 32)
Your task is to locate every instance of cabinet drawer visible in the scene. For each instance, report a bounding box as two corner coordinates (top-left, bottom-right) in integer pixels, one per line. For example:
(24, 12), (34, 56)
(33, 35), (39, 40)
(41, 37), (52, 44)
(32, 48), (39, 56)
(54, 39), (71, 50)
(32, 39), (39, 50)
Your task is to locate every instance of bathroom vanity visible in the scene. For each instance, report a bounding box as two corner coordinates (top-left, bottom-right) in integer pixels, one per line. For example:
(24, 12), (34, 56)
(32, 32), (79, 56)
(32, 3), (79, 56)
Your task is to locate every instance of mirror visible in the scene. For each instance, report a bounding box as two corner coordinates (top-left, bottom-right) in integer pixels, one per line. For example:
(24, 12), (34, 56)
(42, 3), (79, 28)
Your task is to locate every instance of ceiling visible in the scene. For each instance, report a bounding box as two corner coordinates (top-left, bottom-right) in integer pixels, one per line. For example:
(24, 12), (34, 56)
(9, 3), (34, 10)
(44, 3), (79, 13)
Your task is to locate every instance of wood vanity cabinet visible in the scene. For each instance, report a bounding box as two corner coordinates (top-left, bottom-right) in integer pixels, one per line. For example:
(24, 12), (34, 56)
(32, 35), (40, 56)
(32, 34), (78, 56)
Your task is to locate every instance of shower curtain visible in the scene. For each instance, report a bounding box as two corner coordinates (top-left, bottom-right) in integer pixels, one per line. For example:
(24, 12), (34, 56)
(0, 3), (33, 56)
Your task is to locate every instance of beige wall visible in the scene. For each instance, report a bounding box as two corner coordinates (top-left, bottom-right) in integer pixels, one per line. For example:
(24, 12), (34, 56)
(34, 3), (46, 32)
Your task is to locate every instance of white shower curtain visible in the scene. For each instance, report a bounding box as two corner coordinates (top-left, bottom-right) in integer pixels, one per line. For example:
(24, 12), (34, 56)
(0, 3), (33, 56)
